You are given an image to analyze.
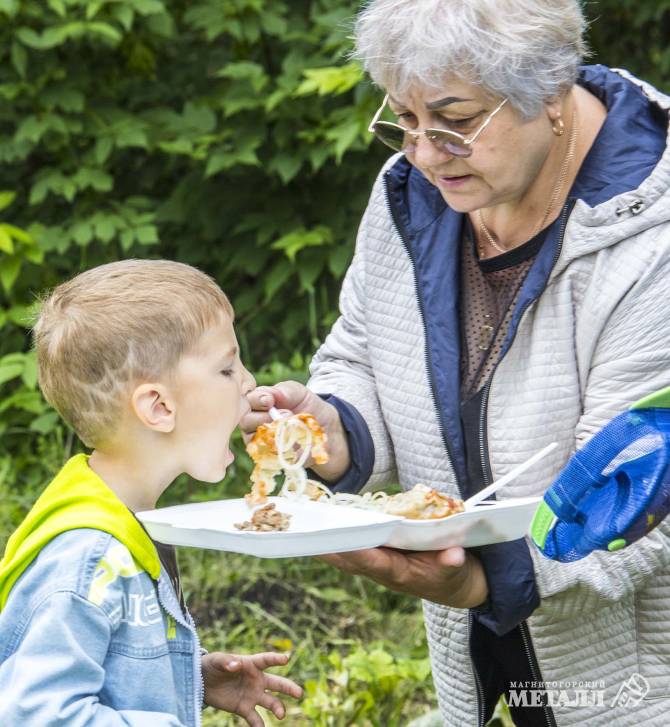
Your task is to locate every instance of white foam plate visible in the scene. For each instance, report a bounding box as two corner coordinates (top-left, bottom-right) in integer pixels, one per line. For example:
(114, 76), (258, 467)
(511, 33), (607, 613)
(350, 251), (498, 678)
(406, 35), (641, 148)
(137, 496), (541, 557)
(384, 497), (542, 550)
(136, 497), (402, 558)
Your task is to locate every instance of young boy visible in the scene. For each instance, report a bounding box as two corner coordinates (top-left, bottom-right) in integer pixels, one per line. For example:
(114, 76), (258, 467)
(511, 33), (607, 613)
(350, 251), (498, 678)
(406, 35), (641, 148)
(0, 259), (302, 726)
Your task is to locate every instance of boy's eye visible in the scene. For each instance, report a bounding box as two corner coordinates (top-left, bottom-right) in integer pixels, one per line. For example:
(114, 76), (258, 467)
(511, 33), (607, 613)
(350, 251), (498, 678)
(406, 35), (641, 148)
(220, 369), (234, 377)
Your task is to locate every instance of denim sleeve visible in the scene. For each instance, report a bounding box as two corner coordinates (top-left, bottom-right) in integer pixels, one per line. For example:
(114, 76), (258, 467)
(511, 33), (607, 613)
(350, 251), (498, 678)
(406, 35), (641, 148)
(315, 394), (375, 494)
(0, 590), (186, 726)
(470, 539), (540, 636)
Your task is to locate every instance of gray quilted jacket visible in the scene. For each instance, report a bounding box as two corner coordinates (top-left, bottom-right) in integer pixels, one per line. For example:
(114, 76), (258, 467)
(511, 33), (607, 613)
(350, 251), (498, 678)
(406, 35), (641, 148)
(309, 66), (670, 726)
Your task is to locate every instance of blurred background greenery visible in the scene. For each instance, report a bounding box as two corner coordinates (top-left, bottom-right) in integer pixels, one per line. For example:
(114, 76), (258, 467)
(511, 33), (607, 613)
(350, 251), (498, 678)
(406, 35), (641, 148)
(0, 1), (668, 724)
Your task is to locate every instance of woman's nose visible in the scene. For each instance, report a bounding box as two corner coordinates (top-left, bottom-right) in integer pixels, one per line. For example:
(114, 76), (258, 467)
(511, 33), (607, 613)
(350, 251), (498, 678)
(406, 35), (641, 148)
(411, 133), (454, 168)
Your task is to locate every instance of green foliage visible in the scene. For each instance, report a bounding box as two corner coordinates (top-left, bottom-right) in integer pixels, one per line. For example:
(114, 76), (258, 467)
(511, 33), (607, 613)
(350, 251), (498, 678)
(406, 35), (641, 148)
(0, 1), (668, 723)
(0, 0), (389, 495)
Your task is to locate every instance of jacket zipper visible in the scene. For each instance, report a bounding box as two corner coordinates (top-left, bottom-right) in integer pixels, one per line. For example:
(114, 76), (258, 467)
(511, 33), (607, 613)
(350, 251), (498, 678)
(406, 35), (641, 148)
(477, 200), (573, 727)
(384, 173), (485, 724)
(156, 575), (203, 727)
(521, 620), (559, 727)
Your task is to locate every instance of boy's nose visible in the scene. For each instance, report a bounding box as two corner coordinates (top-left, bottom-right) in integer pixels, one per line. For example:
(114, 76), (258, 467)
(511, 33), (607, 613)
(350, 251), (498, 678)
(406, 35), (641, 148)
(241, 366), (256, 395)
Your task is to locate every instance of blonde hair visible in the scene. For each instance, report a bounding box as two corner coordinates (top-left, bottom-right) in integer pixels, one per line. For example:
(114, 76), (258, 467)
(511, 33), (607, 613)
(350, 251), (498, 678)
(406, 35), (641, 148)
(34, 259), (233, 447)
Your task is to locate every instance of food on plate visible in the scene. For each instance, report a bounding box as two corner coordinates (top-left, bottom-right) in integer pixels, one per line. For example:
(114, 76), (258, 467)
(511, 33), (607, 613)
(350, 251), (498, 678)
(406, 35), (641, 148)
(234, 503), (292, 532)
(332, 484), (464, 520)
(378, 484), (464, 519)
(245, 412), (329, 505)
(245, 413), (463, 523)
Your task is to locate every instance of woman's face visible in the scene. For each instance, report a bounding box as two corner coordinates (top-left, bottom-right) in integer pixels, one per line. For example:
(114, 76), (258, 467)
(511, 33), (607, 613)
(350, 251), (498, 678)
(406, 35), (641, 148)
(388, 78), (557, 213)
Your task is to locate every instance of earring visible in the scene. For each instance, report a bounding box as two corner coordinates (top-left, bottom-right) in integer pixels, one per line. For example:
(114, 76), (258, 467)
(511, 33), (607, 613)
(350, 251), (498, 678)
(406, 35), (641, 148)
(552, 115), (565, 136)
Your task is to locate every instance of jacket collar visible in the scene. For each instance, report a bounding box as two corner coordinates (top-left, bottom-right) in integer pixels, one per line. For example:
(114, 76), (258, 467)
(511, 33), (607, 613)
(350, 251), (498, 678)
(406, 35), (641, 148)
(0, 454), (161, 610)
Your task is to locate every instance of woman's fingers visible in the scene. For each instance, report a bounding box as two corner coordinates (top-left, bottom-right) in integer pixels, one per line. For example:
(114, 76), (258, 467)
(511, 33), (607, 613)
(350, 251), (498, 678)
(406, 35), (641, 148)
(239, 408), (273, 436)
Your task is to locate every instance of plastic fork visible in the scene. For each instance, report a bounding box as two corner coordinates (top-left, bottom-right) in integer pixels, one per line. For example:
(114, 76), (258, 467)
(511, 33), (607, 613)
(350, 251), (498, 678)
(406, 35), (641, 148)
(464, 442), (559, 509)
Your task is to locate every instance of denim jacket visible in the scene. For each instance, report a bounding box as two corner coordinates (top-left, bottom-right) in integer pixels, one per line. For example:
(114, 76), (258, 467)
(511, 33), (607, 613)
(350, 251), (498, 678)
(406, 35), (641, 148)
(0, 456), (204, 726)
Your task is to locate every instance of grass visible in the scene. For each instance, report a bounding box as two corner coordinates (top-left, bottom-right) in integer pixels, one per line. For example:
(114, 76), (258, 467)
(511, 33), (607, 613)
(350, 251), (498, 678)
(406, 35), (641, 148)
(180, 548), (436, 726)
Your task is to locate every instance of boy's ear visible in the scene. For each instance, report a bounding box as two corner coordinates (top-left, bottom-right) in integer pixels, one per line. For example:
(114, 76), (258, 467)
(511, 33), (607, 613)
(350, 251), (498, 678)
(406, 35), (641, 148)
(131, 383), (176, 433)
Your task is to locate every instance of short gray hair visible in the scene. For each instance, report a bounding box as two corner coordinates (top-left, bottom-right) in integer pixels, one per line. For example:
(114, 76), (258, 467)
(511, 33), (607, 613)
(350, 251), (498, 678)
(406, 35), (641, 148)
(353, 0), (589, 119)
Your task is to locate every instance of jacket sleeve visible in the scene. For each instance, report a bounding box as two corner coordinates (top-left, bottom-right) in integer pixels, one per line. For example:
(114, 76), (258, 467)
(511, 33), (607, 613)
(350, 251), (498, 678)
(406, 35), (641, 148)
(308, 178), (398, 491)
(528, 243), (670, 618)
(0, 590), (186, 726)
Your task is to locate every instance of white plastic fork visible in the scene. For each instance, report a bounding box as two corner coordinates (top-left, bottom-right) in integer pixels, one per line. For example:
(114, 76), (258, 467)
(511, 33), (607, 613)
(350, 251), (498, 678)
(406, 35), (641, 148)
(268, 406), (284, 421)
(464, 442), (559, 509)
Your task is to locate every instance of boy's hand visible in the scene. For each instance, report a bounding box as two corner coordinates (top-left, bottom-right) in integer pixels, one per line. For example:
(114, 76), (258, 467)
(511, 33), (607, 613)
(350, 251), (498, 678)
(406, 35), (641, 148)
(202, 651), (302, 726)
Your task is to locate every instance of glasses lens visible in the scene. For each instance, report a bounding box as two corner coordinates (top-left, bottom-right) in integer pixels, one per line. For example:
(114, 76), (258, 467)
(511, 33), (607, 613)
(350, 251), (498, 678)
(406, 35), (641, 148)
(426, 130), (472, 158)
(372, 122), (410, 152)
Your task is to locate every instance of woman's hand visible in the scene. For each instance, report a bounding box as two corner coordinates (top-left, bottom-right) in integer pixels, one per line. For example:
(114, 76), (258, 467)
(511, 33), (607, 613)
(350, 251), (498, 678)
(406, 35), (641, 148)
(202, 651), (303, 726)
(319, 546), (488, 609)
(240, 380), (351, 482)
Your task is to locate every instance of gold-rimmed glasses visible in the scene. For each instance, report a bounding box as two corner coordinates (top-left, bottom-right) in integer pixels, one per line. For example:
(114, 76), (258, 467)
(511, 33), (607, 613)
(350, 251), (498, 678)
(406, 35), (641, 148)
(368, 95), (508, 157)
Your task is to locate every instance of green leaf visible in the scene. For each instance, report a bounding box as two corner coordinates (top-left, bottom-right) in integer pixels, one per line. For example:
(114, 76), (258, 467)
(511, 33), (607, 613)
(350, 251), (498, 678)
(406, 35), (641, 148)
(329, 245), (353, 277)
(114, 4), (135, 31)
(7, 304), (34, 327)
(47, 0), (66, 17)
(94, 216), (116, 243)
(21, 352), (38, 389)
(95, 137), (113, 164)
(120, 230), (135, 251)
(0, 0), (19, 17)
(0, 228), (14, 254)
(133, 0), (166, 15)
(0, 389), (45, 414)
(10, 42), (27, 78)
(30, 411), (61, 435)
(71, 221), (93, 247)
(215, 61), (268, 93)
(0, 191), (16, 212)
(294, 63), (364, 97)
(268, 153), (302, 184)
(0, 360), (24, 386)
(135, 225), (159, 245)
(0, 256), (21, 293)
(271, 226), (333, 262)
(264, 259), (293, 301)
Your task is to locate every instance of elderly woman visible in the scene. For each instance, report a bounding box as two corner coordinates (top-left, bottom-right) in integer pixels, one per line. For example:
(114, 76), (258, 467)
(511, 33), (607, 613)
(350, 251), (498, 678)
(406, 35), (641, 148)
(243, 0), (670, 724)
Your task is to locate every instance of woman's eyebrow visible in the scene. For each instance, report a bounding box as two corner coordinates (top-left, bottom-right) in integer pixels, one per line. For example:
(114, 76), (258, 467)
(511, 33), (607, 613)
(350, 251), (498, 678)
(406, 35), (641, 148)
(425, 96), (474, 110)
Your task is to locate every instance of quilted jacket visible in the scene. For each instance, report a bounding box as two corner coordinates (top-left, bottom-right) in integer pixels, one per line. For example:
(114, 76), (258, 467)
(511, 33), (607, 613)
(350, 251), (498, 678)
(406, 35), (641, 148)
(309, 66), (670, 726)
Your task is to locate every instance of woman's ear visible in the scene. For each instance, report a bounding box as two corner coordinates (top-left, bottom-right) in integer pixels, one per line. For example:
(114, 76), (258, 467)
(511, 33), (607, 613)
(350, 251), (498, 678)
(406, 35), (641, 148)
(131, 383), (175, 433)
(544, 94), (566, 128)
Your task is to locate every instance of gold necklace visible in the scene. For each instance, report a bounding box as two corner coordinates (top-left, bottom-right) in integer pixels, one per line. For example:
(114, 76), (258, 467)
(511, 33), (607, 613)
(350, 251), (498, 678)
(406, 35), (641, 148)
(477, 108), (579, 258)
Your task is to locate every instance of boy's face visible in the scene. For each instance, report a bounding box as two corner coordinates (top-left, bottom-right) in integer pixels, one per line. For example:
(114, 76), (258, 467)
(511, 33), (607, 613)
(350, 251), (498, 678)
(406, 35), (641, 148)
(170, 314), (255, 482)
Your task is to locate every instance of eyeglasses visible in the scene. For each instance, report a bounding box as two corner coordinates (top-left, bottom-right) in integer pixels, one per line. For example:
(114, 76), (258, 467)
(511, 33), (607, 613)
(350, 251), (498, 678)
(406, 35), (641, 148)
(368, 95), (508, 158)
